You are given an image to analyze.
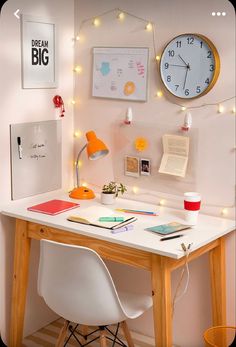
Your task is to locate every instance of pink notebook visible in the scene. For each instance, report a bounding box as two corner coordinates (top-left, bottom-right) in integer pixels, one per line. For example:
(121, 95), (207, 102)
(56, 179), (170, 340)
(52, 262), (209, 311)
(27, 199), (80, 215)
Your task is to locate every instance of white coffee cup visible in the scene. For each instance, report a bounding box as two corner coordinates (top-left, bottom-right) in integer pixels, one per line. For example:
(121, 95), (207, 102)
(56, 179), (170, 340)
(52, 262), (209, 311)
(184, 192), (201, 225)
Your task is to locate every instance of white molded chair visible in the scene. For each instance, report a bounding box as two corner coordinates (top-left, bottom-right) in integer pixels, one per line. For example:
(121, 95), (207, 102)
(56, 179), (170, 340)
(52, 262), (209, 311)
(38, 239), (153, 347)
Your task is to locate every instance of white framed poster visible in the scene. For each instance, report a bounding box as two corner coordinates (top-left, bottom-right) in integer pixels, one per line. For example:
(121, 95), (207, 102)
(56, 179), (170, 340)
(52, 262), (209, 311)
(92, 47), (149, 101)
(21, 15), (57, 88)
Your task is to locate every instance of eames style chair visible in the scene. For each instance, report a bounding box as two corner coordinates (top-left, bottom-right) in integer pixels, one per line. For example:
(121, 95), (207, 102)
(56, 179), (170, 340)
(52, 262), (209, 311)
(38, 239), (153, 347)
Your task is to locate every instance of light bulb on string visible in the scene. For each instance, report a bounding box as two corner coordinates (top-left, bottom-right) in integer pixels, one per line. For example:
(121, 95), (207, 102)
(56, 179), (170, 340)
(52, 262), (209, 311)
(221, 208), (228, 216)
(181, 106), (187, 111)
(118, 12), (125, 20)
(93, 18), (100, 26)
(145, 22), (153, 31)
(159, 199), (166, 206)
(218, 104), (224, 113)
(132, 186), (139, 194)
(74, 65), (82, 73)
(155, 55), (160, 61)
(74, 130), (82, 138)
(156, 91), (163, 98)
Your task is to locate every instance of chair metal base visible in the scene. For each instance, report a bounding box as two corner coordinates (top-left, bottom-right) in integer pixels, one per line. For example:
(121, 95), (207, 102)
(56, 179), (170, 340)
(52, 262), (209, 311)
(64, 323), (128, 347)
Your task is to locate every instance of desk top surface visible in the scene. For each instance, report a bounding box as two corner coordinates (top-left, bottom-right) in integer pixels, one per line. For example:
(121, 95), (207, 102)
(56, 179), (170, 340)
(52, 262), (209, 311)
(1, 191), (235, 259)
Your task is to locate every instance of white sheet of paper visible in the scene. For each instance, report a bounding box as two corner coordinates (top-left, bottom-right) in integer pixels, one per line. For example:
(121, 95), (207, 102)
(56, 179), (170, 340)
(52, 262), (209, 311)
(159, 135), (189, 177)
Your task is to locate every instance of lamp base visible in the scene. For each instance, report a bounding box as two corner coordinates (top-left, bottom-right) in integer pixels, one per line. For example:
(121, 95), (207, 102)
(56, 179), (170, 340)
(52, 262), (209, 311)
(69, 186), (95, 199)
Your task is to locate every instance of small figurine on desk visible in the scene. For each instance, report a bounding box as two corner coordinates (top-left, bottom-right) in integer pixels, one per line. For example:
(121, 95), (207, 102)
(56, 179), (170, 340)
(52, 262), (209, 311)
(101, 181), (127, 205)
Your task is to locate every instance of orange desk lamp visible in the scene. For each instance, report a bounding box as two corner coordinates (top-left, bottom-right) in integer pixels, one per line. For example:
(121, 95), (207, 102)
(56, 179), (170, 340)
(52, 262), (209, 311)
(69, 131), (109, 199)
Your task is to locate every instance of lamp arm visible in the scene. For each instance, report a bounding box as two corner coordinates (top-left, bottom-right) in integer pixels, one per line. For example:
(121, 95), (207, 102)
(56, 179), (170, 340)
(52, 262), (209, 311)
(75, 144), (87, 187)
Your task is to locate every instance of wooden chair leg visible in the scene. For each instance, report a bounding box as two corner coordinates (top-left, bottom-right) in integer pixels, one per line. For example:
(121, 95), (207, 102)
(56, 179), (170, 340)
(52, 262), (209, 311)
(120, 321), (135, 347)
(56, 320), (70, 347)
(99, 329), (107, 347)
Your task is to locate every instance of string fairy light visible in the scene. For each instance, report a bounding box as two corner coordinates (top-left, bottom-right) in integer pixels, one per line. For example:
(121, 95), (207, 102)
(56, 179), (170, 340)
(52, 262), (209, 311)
(132, 186), (139, 194)
(117, 11), (125, 20)
(74, 65), (82, 73)
(156, 90), (163, 98)
(92, 18), (101, 26)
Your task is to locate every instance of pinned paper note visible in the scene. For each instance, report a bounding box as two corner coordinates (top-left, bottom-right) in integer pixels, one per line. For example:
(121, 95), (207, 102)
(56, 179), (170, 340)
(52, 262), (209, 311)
(158, 134), (189, 177)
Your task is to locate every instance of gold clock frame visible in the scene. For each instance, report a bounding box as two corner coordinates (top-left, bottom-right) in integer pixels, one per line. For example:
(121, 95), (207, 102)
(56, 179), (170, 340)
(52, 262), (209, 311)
(159, 33), (221, 99)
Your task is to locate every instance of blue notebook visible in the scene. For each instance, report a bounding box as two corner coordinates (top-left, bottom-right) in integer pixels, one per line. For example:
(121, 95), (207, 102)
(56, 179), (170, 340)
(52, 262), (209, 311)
(145, 222), (191, 235)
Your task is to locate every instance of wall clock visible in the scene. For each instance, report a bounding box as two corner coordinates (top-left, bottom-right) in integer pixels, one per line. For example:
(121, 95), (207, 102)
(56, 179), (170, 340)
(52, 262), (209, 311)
(159, 33), (220, 99)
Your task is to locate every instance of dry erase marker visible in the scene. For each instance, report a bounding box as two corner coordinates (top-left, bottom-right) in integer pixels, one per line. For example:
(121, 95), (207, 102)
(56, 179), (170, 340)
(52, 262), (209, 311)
(111, 224), (134, 234)
(17, 137), (23, 159)
(160, 234), (184, 241)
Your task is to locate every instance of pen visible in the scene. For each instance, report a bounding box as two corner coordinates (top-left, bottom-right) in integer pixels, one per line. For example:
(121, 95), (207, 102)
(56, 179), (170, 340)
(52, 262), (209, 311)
(17, 136), (23, 159)
(160, 234), (184, 241)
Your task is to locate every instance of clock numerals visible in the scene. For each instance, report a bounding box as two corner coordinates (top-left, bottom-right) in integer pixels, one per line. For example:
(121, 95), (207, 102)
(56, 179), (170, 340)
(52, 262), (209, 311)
(184, 89), (189, 96)
(210, 64), (215, 71)
(205, 78), (210, 85)
(167, 75), (171, 82)
(176, 41), (182, 48)
(196, 86), (201, 94)
(175, 85), (179, 91)
(165, 63), (169, 69)
(187, 37), (194, 44)
(207, 51), (212, 58)
(168, 50), (175, 57)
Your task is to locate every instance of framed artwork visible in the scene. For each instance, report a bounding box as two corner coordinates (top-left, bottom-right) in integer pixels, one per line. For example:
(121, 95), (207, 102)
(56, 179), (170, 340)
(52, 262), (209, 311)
(21, 15), (57, 88)
(125, 156), (139, 177)
(92, 47), (149, 101)
(140, 158), (151, 176)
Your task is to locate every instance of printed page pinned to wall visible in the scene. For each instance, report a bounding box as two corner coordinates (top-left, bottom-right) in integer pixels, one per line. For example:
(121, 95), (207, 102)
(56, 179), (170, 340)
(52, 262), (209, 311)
(158, 134), (189, 177)
(92, 47), (149, 101)
(10, 120), (62, 200)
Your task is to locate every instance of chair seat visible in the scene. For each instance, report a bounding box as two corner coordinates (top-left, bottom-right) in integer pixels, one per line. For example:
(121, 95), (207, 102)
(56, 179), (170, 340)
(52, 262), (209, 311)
(118, 291), (153, 319)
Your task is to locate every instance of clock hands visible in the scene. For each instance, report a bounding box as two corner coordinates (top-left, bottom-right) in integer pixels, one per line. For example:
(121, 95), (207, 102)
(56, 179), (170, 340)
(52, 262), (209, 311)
(178, 54), (188, 67)
(168, 64), (186, 68)
(177, 54), (191, 90)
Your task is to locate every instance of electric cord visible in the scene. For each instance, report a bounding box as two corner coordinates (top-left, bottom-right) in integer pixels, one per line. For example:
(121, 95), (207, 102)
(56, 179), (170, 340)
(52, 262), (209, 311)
(172, 242), (192, 317)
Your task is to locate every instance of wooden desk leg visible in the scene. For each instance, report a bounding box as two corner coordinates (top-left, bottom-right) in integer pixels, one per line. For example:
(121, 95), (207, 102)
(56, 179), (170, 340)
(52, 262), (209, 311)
(10, 219), (31, 347)
(209, 237), (226, 326)
(151, 255), (172, 347)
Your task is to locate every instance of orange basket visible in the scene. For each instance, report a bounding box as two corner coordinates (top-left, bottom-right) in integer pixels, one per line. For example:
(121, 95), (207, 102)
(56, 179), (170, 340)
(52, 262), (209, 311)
(203, 326), (236, 347)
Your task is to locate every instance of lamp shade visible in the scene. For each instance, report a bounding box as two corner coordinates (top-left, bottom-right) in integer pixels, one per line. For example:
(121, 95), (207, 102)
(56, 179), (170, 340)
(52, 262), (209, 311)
(86, 131), (109, 160)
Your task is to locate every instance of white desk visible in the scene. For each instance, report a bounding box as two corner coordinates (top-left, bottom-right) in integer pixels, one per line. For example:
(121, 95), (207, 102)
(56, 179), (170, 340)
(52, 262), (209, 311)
(2, 192), (235, 347)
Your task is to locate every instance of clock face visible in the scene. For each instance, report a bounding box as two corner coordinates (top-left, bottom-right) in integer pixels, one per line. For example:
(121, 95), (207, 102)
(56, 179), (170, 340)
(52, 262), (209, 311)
(160, 34), (220, 99)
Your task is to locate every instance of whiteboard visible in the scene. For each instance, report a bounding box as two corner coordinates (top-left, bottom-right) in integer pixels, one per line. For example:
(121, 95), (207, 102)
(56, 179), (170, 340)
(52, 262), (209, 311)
(10, 120), (62, 200)
(92, 47), (149, 101)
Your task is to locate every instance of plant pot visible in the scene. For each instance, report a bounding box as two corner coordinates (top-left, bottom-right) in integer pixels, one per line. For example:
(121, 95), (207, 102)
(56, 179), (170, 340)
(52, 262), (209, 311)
(101, 192), (116, 205)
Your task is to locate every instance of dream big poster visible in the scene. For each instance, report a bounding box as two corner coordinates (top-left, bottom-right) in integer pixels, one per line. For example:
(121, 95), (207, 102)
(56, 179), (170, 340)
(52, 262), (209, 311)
(21, 15), (57, 88)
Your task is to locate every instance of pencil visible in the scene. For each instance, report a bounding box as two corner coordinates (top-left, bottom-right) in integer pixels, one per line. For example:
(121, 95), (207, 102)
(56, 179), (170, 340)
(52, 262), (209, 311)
(115, 208), (158, 216)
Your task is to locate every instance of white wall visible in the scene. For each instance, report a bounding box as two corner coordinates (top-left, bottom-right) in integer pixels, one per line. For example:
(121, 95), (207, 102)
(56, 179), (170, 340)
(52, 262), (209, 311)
(0, 0), (74, 343)
(74, 0), (235, 346)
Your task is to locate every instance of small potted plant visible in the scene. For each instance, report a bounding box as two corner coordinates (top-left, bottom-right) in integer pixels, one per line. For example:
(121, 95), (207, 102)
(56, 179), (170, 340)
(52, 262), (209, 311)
(101, 181), (127, 205)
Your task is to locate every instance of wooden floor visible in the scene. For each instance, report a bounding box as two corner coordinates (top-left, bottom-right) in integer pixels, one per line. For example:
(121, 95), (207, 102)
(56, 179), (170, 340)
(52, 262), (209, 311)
(23, 318), (155, 347)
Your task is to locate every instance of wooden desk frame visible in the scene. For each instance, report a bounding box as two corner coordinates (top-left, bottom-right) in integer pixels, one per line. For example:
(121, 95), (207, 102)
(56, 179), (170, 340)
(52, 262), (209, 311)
(10, 219), (226, 347)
